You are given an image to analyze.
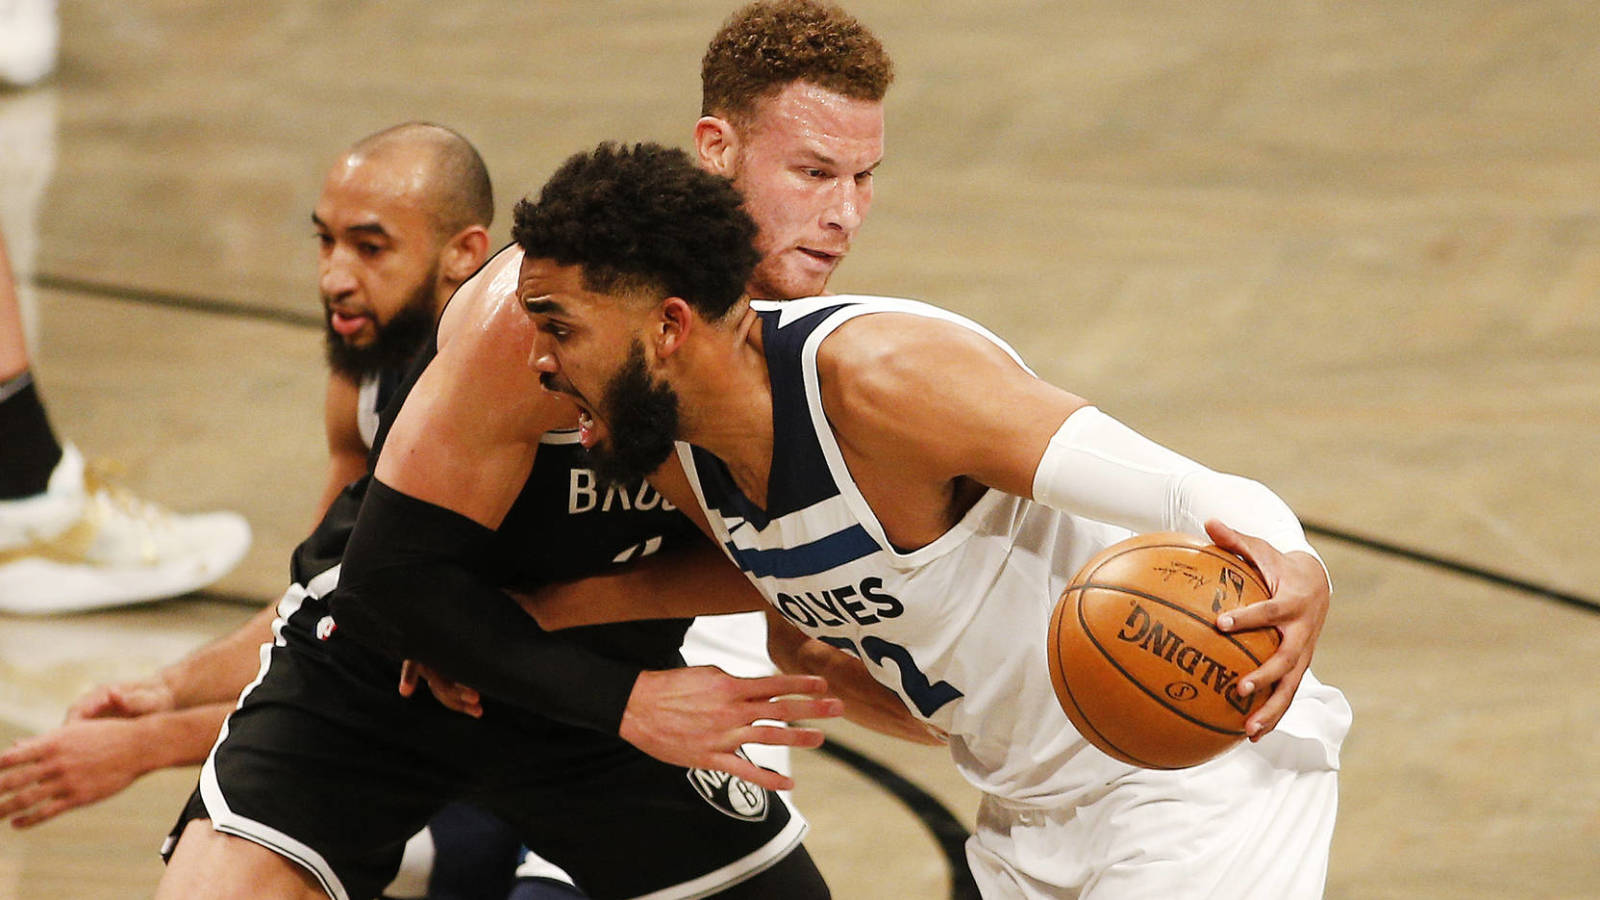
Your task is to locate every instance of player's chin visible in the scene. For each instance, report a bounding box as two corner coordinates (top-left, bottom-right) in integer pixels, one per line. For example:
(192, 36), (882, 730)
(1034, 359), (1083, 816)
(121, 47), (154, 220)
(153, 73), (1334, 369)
(778, 270), (834, 301)
(333, 327), (376, 348)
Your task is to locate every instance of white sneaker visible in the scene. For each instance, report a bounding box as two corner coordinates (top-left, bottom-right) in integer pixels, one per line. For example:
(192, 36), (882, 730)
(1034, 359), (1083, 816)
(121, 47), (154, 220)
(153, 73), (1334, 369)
(0, 444), (252, 614)
(0, 0), (57, 88)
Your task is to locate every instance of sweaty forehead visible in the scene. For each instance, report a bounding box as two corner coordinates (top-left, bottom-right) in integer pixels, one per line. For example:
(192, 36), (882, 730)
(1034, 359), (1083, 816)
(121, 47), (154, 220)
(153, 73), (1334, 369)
(516, 255), (587, 304)
(744, 82), (884, 160)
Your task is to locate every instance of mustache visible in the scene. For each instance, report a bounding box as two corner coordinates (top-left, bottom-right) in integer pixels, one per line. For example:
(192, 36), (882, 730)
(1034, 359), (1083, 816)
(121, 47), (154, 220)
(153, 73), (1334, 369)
(539, 373), (589, 411)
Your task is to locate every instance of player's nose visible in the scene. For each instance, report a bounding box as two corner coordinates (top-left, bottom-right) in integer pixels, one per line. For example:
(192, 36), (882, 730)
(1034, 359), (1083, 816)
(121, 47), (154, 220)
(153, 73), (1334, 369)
(822, 182), (865, 234)
(528, 332), (558, 374)
(319, 253), (358, 299)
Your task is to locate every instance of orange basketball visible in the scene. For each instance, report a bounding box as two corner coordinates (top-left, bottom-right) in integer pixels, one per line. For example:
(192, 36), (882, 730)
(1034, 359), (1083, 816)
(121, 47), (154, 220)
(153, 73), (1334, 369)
(1047, 532), (1281, 769)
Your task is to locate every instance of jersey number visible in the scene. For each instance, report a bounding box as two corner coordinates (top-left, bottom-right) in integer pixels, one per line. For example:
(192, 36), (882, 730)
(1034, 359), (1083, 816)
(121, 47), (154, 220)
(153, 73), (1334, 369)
(819, 635), (963, 718)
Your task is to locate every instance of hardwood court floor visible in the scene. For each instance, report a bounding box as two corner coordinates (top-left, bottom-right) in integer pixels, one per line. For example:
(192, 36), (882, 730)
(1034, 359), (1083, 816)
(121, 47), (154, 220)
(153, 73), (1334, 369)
(2, 2), (1597, 897)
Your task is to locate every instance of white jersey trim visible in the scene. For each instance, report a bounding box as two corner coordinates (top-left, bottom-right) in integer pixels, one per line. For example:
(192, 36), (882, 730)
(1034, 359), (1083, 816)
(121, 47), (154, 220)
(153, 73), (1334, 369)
(356, 375), (382, 449)
(194, 566), (352, 900)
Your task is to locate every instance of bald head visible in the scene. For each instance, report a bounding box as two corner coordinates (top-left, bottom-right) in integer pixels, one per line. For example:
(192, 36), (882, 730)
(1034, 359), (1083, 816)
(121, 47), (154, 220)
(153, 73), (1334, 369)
(340, 122), (494, 238)
(315, 123), (495, 378)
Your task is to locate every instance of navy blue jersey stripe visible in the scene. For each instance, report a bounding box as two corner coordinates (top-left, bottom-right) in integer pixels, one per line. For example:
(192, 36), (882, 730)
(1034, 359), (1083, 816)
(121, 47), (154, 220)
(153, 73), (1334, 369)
(725, 524), (880, 578)
(760, 303), (854, 517)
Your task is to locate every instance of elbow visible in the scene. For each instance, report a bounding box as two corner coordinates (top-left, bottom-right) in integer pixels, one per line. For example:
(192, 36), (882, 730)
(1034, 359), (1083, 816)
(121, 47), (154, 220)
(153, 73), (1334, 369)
(327, 566), (414, 660)
(764, 614), (809, 675)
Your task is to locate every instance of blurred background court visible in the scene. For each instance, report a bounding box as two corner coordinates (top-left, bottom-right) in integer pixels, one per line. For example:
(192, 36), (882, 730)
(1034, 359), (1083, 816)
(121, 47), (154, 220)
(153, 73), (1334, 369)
(1, 1), (1596, 897)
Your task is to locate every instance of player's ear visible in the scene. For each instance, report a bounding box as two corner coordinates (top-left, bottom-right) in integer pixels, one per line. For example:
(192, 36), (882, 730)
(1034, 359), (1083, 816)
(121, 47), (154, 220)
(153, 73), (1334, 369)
(440, 226), (491, 287)
(655, 297), (693, 360)
(693, 116), (739, 176)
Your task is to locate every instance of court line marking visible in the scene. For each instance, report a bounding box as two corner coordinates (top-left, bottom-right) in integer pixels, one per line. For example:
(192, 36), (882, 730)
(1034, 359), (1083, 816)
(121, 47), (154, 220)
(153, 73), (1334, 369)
(817, 740), (979, 900)
(1304, 521), (1598, 615)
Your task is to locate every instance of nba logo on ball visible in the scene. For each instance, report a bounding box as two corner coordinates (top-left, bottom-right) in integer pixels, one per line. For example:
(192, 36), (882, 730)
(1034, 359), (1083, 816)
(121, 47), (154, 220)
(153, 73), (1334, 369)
(1048, 532), (1281, 769)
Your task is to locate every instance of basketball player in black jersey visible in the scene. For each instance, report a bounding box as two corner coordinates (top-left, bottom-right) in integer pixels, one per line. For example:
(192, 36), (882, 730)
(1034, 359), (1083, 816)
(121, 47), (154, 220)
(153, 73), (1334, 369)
(0, 123), (531, 896)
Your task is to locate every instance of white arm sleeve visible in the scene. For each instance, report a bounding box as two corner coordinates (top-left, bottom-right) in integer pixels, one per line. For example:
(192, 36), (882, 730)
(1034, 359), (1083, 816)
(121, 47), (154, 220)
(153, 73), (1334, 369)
(1031, 406), (1324, 569)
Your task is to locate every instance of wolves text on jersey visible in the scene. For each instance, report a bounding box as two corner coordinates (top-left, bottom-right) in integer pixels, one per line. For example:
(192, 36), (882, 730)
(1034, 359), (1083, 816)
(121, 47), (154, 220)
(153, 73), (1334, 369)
(770, 575), (904, 628)
(764, 574), (963, 719)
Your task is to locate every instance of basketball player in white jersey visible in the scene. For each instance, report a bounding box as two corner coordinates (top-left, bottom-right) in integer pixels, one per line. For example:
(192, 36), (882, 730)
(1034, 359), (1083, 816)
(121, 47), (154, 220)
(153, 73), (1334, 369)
(510, 142), (1353, 899)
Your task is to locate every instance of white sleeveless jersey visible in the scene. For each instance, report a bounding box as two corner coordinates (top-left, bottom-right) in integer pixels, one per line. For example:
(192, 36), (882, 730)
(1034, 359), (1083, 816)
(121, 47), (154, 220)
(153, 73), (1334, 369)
(356, 373), (383, 449)
(677, 294), (1347, 805)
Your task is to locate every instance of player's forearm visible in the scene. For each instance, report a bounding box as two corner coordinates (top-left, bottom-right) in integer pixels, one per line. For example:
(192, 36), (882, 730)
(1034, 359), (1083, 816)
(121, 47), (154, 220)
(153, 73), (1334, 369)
(767, 616), (943, 745)
(519, 541), (763, 630)
(332, 478), (641, 733)
(137, 704), (234, 770)
(158, 603), (277, 709)
(1031, 406), (1323, 567)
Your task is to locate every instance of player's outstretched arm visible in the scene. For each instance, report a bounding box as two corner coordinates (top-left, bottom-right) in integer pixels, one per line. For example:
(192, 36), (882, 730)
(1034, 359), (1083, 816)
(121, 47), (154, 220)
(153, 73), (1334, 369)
(521, 546), (940, 749)
(9, 349), (409, 828)
(515, 537), (767, 630)
(35, 597), (280, 820)
(341, 469), (811, 771)
(398, 652), (847, 792)
(334, 263), (840, 781)
(0, 703), (231, 828)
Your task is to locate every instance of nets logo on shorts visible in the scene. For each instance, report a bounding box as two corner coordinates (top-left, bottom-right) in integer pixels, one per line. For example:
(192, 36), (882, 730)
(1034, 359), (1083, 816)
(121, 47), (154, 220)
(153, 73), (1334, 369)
(686, 764), (769, 822)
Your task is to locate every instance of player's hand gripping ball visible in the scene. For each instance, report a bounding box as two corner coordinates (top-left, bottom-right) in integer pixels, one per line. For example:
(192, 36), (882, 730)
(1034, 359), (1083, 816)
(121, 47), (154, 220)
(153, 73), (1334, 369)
(1047, 532), (1281, 769)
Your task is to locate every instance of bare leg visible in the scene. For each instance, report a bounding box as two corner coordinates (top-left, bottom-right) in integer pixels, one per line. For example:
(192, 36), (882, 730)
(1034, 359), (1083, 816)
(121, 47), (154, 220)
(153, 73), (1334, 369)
(157, 819), (328, 900)
(0, 232), (28, 379)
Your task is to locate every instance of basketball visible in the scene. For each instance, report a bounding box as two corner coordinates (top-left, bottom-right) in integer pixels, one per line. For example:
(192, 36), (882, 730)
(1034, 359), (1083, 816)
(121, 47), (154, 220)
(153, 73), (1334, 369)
(1047, 532), (1281, 769)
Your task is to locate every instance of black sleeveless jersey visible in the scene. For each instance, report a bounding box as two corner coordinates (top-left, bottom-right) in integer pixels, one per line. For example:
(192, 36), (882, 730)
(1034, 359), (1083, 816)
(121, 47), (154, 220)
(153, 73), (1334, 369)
(291, 334), (696, 670)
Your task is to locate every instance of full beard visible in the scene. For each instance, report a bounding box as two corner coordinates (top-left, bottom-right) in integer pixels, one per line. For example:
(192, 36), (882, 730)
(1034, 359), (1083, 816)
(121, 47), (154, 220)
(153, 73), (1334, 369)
(585, 340), (680, 489)
(323, 279), (437, 380)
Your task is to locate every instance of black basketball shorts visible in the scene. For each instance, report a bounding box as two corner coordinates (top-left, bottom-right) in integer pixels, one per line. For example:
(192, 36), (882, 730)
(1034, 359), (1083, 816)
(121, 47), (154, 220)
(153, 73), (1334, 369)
(164, 580), (808, 900)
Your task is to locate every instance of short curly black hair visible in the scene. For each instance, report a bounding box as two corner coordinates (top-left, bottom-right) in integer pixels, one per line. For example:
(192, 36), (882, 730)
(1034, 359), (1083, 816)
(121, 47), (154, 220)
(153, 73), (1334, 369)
(701, 0), (893, 126)
(511, 142), (761, 321)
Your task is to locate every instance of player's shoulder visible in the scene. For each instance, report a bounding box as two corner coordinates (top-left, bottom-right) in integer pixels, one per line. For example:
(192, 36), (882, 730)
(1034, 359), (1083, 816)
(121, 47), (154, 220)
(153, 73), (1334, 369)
(806, 295), (1004, 365)
(800, 296), (1031, 423)
(437, 243), (526, 349)
(752, 292), (942, 328)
